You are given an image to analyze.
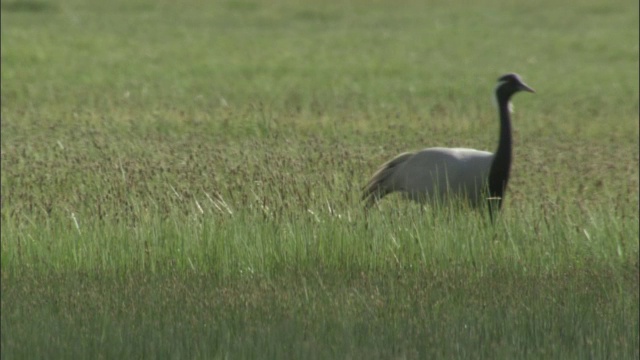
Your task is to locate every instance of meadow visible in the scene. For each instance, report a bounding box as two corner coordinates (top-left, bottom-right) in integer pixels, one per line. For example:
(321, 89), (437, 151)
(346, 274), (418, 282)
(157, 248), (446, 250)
(1, 0), (639, 358)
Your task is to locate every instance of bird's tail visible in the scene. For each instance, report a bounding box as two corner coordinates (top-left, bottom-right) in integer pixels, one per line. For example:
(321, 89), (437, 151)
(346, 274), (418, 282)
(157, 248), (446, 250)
(361, 152), (414, 207)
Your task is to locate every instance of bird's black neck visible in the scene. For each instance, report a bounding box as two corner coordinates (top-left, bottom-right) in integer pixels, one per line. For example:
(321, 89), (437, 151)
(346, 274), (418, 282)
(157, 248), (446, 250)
(488, 91), (513, 213)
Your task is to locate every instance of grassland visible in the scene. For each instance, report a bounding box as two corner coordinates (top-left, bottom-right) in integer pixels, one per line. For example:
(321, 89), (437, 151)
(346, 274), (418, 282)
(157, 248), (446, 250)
(1, 0), (639, 358)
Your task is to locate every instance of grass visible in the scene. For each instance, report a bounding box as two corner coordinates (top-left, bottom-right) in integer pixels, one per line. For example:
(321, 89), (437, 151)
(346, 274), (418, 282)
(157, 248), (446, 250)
(1, 0), (639, 358)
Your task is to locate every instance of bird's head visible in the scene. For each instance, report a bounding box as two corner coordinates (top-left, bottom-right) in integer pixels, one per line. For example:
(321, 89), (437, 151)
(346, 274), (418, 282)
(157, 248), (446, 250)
(495, 73), (535, 97)
(493, 73), (534, 112)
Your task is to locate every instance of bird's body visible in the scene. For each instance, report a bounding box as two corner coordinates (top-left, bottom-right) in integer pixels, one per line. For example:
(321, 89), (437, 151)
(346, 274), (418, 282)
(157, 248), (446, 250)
(363, 147), (493, 207)
(362, 73), (534, 214)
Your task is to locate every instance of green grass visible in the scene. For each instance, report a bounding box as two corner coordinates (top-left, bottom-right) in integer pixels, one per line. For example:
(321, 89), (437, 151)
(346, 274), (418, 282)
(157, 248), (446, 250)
(1, 0), (639, 358)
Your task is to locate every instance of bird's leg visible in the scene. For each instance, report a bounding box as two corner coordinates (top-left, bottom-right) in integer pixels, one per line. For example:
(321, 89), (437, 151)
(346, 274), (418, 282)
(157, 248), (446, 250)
(486, 197), (502, 223)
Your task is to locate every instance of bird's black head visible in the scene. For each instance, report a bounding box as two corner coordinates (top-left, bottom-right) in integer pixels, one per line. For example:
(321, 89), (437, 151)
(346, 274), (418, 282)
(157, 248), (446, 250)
(495, 73), (535, 99)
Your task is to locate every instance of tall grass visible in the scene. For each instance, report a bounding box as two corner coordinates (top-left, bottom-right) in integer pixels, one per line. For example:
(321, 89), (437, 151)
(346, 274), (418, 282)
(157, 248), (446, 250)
(1, 0), (638, 358)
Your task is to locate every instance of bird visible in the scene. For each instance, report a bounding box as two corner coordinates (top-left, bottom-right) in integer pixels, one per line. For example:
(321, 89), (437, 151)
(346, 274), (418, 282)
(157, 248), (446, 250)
(361, 73), (534, 216)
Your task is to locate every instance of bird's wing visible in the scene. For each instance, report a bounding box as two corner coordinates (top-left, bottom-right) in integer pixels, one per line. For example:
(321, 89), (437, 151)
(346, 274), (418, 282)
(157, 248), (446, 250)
(362, 151), (416, 204)
(389, 148), (493, 203)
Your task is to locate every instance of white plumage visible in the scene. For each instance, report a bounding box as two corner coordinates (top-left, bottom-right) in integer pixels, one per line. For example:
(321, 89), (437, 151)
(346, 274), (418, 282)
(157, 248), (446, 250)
(363, 147), (493, 206)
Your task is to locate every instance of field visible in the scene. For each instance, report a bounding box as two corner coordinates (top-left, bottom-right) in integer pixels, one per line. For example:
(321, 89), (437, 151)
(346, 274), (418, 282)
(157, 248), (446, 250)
(1, 0), (639, 358)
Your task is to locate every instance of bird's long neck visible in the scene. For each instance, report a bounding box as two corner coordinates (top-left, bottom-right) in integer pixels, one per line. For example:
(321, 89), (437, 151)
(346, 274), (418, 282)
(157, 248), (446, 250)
(488, 91), (513, 212)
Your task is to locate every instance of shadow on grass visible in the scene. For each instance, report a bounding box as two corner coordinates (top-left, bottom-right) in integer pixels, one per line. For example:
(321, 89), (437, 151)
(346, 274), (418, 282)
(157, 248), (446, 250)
(1, 1), (58, 12)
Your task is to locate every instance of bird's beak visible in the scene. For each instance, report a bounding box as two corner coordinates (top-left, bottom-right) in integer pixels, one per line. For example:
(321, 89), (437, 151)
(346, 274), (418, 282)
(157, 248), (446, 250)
(520, 83), (535, 93)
